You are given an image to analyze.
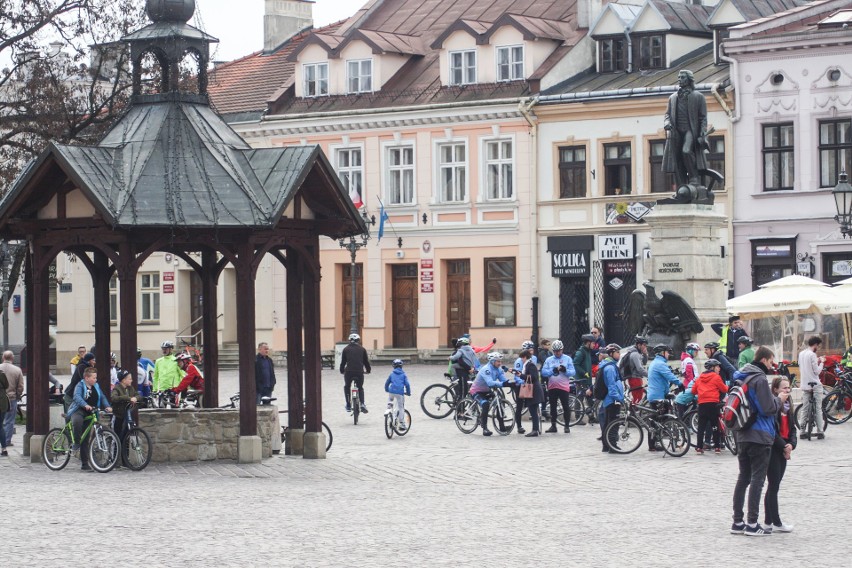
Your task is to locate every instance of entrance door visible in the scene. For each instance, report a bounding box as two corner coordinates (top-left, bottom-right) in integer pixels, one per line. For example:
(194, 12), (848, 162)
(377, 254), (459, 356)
(392, 264), (418, 347)
(559, 277), (590, 350)
(190, 271), (203, 339)
(446, 260), (470, 346)
(342, 263), (363, 341)
(603, 260), (636, 347)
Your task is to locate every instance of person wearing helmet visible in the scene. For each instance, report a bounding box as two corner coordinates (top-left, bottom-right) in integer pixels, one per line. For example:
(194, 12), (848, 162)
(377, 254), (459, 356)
(541, 339), (575, 434)
(450, 336), (477, 401)
(674, 343), (700, 422)
(622, 336), (650, 405)
(110, 369), (137, 440)
(736, 336), (755, 369)
(384, 359), (411, 431)
(690, 359), (728, 454)
(469, 352), (516, 436)
(599, 343), (624, 452)
(109, 352), (120, 391)
(646, 344), (681, 451)
(513, 340), (539, 374)
(340, 333), (371, 413)
(703, 342), (737, 385)
(174, 352), (205, 398)
(711, 315), (748, 365)
(136, 348), (154, 398)
(153, 341), (182, 393)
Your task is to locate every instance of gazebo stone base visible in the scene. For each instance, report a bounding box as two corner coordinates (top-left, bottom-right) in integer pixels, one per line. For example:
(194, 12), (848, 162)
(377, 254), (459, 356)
(284, 428), (304, 455)
(237, 435), (263, 464)
(23, 432), (33, 457)
(303, 432), (327, 459)
(29, 434), (45, 463)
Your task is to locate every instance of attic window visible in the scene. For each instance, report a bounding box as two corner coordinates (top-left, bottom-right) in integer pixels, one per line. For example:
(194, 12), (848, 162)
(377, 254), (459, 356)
(600, 38), (626, 73)
(449, 50), (476, 85)
(347, 59), (372, 94)
(636, 35), (664, 70)
(303, 62), (328, 97)
(496, 45), (524, 81)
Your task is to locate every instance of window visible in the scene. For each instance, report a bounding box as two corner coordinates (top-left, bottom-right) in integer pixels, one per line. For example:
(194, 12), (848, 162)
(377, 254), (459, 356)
(303, 62), (328, 97)
(496, 45), (523, 81)
(636, 35), (663, 69)
(485, 139), (513, 199)
(706, 135), (725, 186)
(387, 145), (414, 205)
(762, 123), (794, 191)
(819, 119), (851, 188)
(485, 258), (516, 327)
(449, 50), (476, 85)
(558, 145), (586, 198)
(751, 238), (795, 290)
(648, 140), (674, 194)
(347, 59), (372, 93)
(140, 272), (160, 322)
(438, 142), (466, 202)
(336, 147), (363, 203)
(109, 275), (118, 322)
(600, 38), (626, 72)
(604, 142), (632, 195)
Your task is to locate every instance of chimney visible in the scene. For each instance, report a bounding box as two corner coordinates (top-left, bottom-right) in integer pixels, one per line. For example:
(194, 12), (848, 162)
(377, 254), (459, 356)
(578, 0), (604, 29)
(264, 0), (314, 53)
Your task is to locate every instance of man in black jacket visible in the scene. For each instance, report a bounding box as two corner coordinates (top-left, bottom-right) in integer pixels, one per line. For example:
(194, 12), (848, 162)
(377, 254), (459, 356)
(704, 341), (737, 385)
(711, 315), (747, 365)
(340, 333), (371, 413)
(255, 342), (276, 404)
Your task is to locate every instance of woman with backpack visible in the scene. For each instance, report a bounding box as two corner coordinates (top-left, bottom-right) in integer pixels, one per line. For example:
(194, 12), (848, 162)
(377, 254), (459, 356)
(763, 377), (796, 533)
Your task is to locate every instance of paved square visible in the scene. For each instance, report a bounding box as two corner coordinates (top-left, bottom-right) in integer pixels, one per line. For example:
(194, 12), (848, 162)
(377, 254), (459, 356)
(2, 364), (849, 566)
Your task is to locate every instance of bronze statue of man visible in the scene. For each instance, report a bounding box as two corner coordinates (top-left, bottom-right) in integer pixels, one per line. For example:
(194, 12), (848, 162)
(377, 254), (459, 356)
(662, 70), (708, 186)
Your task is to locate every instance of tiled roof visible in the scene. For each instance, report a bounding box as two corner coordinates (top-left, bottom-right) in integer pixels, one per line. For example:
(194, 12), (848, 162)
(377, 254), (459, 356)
(341, 29), (426, 56)
(648, 0), (713, 34)
(207, 21), (344, 118)
(719, 0), (812, 22)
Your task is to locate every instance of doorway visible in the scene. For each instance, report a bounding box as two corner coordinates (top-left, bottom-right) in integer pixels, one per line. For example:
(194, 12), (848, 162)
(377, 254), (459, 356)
(559, 277), (589, 350)
(391, 264), (418, 348)
(446, 259), (470, 346)
(341, 263), (363, 340)
(603, 260), (635, 347)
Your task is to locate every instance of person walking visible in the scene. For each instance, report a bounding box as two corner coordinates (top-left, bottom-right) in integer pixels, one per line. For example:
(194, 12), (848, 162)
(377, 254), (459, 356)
(798, 336), (825, 440)
(517, 349), (545, 437)
(691, 359), (728, 454)
(0, 370), (9, 456)
(255, 342), (276, 404)
(764, 376), (796, 533)
(731, 346), (786, 536)
(0, 351), (24, 448)
(541, 339), (575, 434)
(340, 333), (371, 413)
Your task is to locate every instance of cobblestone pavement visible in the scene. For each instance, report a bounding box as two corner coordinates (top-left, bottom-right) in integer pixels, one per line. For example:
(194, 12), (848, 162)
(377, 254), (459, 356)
(3, 364), (850, 567)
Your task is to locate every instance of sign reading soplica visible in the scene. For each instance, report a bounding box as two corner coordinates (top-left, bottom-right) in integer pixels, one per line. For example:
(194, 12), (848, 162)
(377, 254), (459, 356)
(551, 251), (590, 277)
(597, 234), (635, 260)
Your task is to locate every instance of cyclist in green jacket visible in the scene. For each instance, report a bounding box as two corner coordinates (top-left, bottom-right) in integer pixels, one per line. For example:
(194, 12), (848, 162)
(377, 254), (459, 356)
(737, 336), (755, 369)
(153, 340), (183, 392)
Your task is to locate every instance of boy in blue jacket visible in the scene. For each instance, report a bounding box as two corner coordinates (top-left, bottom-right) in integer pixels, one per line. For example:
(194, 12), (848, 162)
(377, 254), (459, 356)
(385, 359), (411, 431)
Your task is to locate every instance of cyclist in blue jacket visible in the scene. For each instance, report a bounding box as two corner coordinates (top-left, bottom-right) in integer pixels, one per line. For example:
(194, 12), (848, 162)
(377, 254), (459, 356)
(541, 339), (576, 434)
(646, 344), (681, 451)
(470, 352), (518, 436)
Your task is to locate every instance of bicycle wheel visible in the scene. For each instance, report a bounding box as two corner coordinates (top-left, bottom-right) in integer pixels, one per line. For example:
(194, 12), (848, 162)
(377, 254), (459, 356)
(394, 410), (413, 436)
(604, 417), (643, 454)
(353, 399), (360, 425)
(723, 426), (738, 455)
(420, 383), (455, 419)
(682, 410), (698, 433)
(454, 398), (480, 434)
(122, 428), (152, 471)
(384, 412), (394, 439)
(795, 402), (828, 431)
(552, 399), (565, 426)
(43, 428), (72, 471)
(823, 390), (852, 424)
(659, 418), (690, 457)
(491, 399), (515, 435)
(88, 427), (120, 473)
(322, 422), (333, 452)
(566, 395), (584, 427)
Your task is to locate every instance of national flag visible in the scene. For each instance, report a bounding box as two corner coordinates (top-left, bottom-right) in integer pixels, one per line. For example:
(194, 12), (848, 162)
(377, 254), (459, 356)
(377, 204), (389, 242)
(348, 181), (363, 209)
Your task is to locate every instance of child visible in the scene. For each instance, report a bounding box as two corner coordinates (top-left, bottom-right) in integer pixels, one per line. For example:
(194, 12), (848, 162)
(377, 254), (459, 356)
(110, 369), (137, 440)
(691, 358), (729, 454)
(674, 343), (700, 419)
(384, 359), (411, 431)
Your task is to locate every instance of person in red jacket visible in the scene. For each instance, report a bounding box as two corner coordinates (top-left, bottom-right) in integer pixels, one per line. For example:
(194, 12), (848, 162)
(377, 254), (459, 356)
(691, 358), (729, 454)
(173, 352), (204, 395)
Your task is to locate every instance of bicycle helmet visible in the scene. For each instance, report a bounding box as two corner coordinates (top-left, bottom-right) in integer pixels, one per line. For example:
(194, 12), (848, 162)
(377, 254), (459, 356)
(653, 343), (671, 355)
(685, 342), (701, 352)
(456, 337), (470, 346)
(348, 333), (360, 343)
(521, 340), (535, 350)
(634, 335), (648, 345)
(604, 343), (621, 354)
(136, 347), (143, 355)
(703, 341), (720, 350)
(581, 334), (596, 343)
(116, 369), (130, 381)
(392, 358), (404, 368)
(161, 340), (175, 349)
(551, 340), (564, 351)
(737, 336), (753, 346)
(487, 352), (504, 363)
(109, 352), (116, 360)
(704, 358), (721, 369)
(176, 352), (192, 362)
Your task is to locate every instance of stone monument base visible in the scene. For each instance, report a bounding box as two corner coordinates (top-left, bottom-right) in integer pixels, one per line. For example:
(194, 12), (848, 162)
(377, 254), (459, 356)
(303, 431), (327, 459)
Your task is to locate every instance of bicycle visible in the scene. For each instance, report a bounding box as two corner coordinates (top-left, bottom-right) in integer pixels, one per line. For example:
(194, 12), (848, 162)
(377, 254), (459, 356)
(179, 339), (203, 365)
(794, 381), (828, 437)
(384, 395), (412, 439)
(604, 396), (690, 457)
(454, 387), (515, 435)
(42, 410), (121, 473)
(690, 403), (737, 455)
(350, 380), (361, 425)
(280, 409), (333, 452)
(822, 372), (852, 424)
(115, 406), (152, 471)
(420, 373), (464, 419)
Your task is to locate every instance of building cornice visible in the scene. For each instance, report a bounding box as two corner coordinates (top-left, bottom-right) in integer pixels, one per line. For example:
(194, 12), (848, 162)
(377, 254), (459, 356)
(724, 29), (852, 58)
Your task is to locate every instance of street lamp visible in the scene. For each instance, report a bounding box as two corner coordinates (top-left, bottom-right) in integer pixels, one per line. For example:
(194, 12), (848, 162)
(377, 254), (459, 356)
(338, 211), (375, 337)
(833, 169), (852, 238)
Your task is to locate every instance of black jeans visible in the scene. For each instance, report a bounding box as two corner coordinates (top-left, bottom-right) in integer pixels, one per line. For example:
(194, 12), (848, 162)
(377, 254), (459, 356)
(647, 400), (668, 449)
(603, 403), (620, 450)
(763, 447), (788, 526)
(696, 402), (720, 449)
(526, 399), (540, 433)
(548, 389), (571, 431)
(732, 441), (772, 524)
(474, 391), (504, 432)
(455, 369), (470, 402)
(343, 373), (365, 406)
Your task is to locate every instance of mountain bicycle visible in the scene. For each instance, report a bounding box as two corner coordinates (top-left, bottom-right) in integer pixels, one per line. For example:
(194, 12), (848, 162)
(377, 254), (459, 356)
(604, 396), (690, 457)
(822, 372), (852, 424)
(384, 396), (412, 439)
(350, 380), (361, 425)
(689, 403), (737, 455)
(795, 382), (828, 437)
(454, 387), (515, 435)
(420, 373), (463, 419)
(116, 406), (152, 471)
(42, 410), (120, 473)
(280, 409), (333, 452)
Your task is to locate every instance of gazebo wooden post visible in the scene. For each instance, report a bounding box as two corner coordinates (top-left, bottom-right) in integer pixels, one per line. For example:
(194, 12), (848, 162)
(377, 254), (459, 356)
(201, 248), (219, 409)
(22, 249), (34, 456)
(92, 251), (112, 395)
(284, 248), (304, 455)
(235, 240), (260, 462)
(117, 246), (139, 397)
(302, 242), (325, 459)
(28, 243), (51, 462)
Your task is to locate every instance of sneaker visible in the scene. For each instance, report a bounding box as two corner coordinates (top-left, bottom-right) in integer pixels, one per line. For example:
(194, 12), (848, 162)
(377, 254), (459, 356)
(517, 427), (526, 434)
(345, 404), (352, 412)
(695, 448), (704, 454)
(482, 429), (493, 437)
(601, 446), (610, 452)
(81, 464), (92, 471)
(773, 522), (794, 533)
(545, 426), (558, 433)
(744, 524), (771, 536)
(525, 431), (539, 438)
(730, 522), (746, 534)
(715, 448), (722, 454)
(0, 450), (7, 457)
(563, 427), (570, 434)
(760, 524), (773, 534)
(815, 433), (825, 440)
(397, 424), (407, 432)
(800, 432), (811, 440)
(360, 405), (369, 414)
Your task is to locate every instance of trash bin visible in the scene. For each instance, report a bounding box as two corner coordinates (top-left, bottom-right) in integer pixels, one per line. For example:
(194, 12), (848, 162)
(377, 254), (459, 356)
(334, 342), (347, 372)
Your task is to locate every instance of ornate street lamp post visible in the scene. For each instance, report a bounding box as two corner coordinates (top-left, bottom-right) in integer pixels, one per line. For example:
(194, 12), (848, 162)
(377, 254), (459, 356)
(338, 212), (375, 337)
(833, 169), (852, 238)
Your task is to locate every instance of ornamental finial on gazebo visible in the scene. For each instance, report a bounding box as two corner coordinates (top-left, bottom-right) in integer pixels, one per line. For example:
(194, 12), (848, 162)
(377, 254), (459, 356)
(146, 0), (196, 23)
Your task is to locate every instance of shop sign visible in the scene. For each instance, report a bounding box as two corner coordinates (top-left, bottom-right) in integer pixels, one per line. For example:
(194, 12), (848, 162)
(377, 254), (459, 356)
(755, 245), (791, 258)
(598, 234), (634, 260)
(551, 251), (590, 278)
(604, 260), (635, 276)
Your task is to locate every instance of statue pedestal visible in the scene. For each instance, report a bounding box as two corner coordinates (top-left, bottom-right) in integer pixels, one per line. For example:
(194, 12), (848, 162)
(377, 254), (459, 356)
(646, 203), (728, 345)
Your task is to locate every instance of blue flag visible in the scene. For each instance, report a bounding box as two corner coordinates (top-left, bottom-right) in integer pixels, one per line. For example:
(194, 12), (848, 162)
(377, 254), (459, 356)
(377, 205), (389, 242)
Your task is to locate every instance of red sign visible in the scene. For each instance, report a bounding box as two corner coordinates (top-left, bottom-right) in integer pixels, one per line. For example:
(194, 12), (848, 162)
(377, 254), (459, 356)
(420, 259), (433, 269)
(163, 283), (175, 294)
(604, 260), (635, 276)
(163, 272), (175, 281)
(421, 282), (434, 293)
(421, 270), (433, 281)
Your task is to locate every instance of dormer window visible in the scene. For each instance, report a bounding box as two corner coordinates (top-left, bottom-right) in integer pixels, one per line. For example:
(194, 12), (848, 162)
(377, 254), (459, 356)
(303, 62), (328, 97)
(496, 45), (524, 81)
(600, 38), (626, 73)
(449, 50), (476, 86)
(347, 59), (372, 93)
(636, 35), (663, 69)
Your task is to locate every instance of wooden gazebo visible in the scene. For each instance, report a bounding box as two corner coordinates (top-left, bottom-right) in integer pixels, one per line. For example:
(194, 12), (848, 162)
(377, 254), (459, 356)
(0, 0), (364, 461)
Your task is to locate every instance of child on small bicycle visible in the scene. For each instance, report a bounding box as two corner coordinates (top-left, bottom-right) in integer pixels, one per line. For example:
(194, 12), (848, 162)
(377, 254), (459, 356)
(110, 369), (137, 440)
(691, 358), (728, 454)
(67, 367), (112, 471)
(384, 359), (411, 431)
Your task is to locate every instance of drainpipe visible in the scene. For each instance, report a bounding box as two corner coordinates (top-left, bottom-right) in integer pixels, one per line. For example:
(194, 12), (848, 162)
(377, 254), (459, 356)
(717, 49), (741, 123)
(710, 82), (733, 119)
(518, 96), (540, 342)
(624, 26), (633, 73)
